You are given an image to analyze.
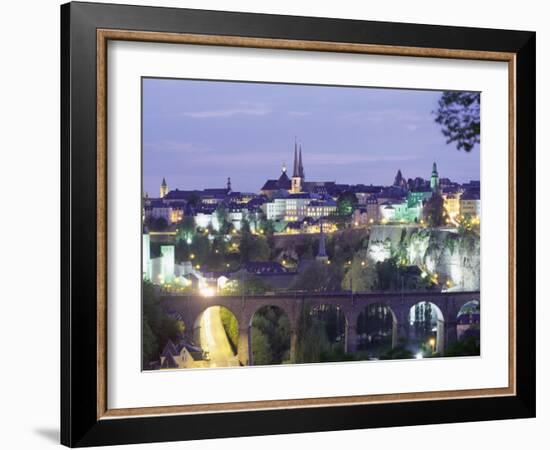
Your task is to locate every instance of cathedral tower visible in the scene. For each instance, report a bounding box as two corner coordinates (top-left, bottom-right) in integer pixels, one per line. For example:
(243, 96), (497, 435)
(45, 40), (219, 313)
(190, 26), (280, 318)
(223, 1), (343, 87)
(316, 218), (328, 262)
(291, 141), (305, 193)
(160, 177), (168, 198)
(430, 162), (440, 193)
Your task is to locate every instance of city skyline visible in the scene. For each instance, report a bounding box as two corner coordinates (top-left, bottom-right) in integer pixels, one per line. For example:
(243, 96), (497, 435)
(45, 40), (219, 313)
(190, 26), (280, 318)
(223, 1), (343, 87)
(143, 78), (480, 196)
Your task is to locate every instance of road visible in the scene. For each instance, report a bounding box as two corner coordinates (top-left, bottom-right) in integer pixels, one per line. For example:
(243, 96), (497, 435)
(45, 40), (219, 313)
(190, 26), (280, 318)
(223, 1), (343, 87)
(199, 306), (240, 368)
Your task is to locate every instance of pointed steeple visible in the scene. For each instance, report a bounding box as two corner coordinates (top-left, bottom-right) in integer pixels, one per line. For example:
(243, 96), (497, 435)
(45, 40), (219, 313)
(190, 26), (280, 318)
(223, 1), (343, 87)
(227, 177), (232, 192)
(160, 177), (168, 198)
(298, 145), (305, 179)
(292, 140), (299, 177)
(430, 161), (440, 193)
(316, 218), (328, 261)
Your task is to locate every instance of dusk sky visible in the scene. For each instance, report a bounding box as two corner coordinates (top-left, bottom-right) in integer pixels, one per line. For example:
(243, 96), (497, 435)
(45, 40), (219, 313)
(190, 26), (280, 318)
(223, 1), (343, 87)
(142, 78), (480, 196)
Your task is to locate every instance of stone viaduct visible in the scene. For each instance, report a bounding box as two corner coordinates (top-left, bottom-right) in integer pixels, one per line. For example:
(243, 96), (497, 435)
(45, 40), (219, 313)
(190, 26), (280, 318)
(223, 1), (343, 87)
(160, 291), (480, 366)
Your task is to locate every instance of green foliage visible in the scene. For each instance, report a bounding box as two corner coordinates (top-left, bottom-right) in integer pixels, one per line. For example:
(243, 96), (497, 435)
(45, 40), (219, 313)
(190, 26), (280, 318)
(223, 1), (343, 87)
(251, 328), (273, 365)
(357, 304), (394, 353)
(239, 229), (270, 263)
(175, 216), (196, 243)
(295, 312), (328, 363)
(293, 261), (343, 292)
(147, 216), (168, 231)
(444, 336), (480, 357)
(142, 320), (157, 367)
(251, 306), (290, 365)
(434, 91), (480, 152)
(337, 191), (358, 216)
(219, 307), (238, 355)
(142, 280), (183, 368)
(219, 273), (270, 296)
(379, 344), (414, 360)
(186, 193), (201, 208)
(295, 303), (347, 364)
(412, 302), (435, 343)
(423, 193), (449, 227)
(341, 254), (377, 292)
(444, 233), (459, 254)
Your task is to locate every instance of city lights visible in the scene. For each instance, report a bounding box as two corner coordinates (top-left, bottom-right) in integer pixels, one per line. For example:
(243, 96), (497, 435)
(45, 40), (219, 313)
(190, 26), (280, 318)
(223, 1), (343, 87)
(199, 286), (215, 297)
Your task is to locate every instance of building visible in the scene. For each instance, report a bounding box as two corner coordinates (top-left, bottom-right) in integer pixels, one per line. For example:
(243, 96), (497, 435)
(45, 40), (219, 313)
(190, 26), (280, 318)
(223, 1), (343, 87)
(393, 169), (408, 191)
(460, 189), (481, 220)
(290, 142), (305, 193)
(159, 339), (207, 369)
(366, 196), (380, 223)
(352, 207), (369, 227)
(442, 190), (463, 221)
(160, 177), (168, 198)
(260, 165), (292, 198)
(430, 162), (440, 193)
(305, 198), (337, 219)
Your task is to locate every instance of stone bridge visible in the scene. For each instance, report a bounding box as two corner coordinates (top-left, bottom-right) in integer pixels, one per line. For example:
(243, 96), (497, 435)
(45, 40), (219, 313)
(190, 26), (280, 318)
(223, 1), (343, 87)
(160, 290), (480, 366)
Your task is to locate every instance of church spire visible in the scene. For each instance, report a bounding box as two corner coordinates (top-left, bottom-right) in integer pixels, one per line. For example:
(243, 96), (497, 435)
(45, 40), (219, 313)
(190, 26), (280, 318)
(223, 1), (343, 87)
(160, 177), (168, 198)
(292, 139), (299, 177)
(298, 145), (305, 179)
(316, 218), (328, 261)
(430, 161), (440, 193)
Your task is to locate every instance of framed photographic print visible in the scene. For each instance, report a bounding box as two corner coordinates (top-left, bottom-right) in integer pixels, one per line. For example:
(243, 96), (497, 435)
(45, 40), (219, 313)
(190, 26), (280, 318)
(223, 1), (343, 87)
(61, 1), (536, 447)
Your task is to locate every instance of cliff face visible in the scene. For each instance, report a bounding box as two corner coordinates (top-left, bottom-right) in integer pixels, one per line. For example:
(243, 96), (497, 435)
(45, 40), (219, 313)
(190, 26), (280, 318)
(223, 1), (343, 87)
(367, 225), (480, 291)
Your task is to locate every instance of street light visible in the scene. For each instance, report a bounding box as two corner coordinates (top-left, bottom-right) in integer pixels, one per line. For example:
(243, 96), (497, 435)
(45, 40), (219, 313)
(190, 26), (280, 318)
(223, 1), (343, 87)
(199, 286), (215, 297)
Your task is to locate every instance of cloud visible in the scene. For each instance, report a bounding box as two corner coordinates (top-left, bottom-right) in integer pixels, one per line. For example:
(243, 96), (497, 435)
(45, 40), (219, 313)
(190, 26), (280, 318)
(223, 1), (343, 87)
(181, 105), (271, 118)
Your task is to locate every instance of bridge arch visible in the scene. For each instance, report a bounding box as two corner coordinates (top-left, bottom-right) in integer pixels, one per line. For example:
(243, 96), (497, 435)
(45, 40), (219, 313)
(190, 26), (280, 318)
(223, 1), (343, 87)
(356, 303), (398, 357)
(456, 300), (480, 342)
(249, 305), (292, 366)
(193, 305), (240, 366)
(308, 303), (347, 345)
(408, 301), (445, 355)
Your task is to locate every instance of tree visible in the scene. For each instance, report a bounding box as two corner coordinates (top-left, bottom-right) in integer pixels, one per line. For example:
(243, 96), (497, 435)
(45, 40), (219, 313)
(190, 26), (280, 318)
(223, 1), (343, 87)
(444, 336), (480, 357)
(337, 191), (358, 216)
(175, 216), (195, 243)
(341, 255), (378, 292)
(434, 91), (480, 152)
(142, 280), (183, 368)
(148, 216), (168, 231)
(251, 306), (290, 365)
(186, 192), (201, 208)
(293, 261), (343, 293)
(295, 307), (327, 364)
(423, 193), (449, 227)
(215, 204), (232, 235)
(239, 229), (270, 263)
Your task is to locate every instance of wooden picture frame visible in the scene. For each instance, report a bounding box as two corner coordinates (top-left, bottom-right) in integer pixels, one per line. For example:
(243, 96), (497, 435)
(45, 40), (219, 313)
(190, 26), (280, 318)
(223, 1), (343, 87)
(61, 1), (535, 447)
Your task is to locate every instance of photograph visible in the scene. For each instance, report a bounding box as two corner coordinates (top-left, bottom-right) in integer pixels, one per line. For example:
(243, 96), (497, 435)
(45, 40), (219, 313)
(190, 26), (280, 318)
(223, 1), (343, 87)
(141, 78), (481, 370)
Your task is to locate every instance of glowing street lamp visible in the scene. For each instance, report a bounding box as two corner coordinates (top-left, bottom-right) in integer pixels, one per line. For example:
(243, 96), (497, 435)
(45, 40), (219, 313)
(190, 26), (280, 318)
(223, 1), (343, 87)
(429, 337), (436, 353)
(199, 286), (215, 297)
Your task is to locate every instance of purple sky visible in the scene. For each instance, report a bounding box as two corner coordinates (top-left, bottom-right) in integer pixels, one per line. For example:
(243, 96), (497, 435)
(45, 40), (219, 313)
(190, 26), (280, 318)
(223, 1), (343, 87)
(142, 78), (479, 196)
